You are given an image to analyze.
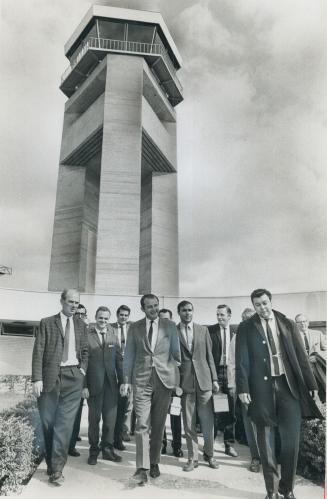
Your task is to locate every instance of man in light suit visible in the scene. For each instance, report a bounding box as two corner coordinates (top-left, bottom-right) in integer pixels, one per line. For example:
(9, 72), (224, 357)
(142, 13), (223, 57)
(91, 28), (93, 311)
(236, 288), (321, 499)
(294, 314), (326, 355)
(178, 300), (219, 472)
(32, 289), (88, 485)
(208, 305), (238, 457)
(122, 294), (181, 485)
(83, 306), (123, 465)
(111, 304), (133, 450)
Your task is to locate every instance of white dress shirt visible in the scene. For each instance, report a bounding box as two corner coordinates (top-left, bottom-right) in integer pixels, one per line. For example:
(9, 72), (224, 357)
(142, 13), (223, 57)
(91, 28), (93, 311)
(146, 317), (159, 351)
(95, 327), (107, 345)
(60, 312), (78, 366)
(180, 321), (194, 351)
(260, 313), (285, 376)
(117, 323), (127, 348)
(220, 324), (231, 366)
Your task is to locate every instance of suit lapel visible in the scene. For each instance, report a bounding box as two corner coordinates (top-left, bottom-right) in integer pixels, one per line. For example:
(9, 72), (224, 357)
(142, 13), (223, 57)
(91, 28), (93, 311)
(192, 323), (198, 354)
(55, 313), (64, 338)
(253, 314), (267, 341)
(90, 328), (102, 347)
(141, 318), (152, 352)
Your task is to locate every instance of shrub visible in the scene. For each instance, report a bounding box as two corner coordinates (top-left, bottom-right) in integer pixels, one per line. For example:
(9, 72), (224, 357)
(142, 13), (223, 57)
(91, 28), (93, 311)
(297, 403), (325, 484)
(0, 396), (44, 496)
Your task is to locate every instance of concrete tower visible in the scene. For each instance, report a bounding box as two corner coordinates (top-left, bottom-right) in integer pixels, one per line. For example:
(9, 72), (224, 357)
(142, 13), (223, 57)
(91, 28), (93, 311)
(48, 6), (183, 295)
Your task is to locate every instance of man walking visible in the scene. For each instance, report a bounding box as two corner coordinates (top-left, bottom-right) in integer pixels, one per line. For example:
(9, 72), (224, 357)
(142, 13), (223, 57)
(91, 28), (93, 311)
(177, 300), (219, 472)
(236, 288), (321, 499)
(32, 289), (88, 485)
(208, 305), (238, 457)
(122, 294), (181, 485)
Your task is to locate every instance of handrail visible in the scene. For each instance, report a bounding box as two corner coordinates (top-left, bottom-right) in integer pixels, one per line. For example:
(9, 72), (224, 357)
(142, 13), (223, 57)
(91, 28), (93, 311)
(61, 37), (183, 93)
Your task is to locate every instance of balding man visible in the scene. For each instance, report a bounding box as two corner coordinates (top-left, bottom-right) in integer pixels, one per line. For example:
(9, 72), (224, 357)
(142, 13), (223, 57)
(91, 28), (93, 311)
(295, 314), (326, 356)
(32, 289), (88, 485)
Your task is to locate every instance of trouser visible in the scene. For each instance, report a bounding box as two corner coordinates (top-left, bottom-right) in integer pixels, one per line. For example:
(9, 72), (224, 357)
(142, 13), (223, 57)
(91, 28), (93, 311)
(114, 390), (129, 444)
(254, 375), (301, 495)
(214, 365), (236, 445)
(241, 403), (260, 460)
(87, 376), (118, 456)
(133, 368), (172, 469)
(69, 398), (84, 450)
(162, 413), (182, 450)
(181, 381), (214, 461)
(38, 366), (84, 473)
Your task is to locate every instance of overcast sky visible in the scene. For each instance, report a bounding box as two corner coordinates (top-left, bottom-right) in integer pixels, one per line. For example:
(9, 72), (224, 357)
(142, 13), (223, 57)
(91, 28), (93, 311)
(0, 0), (326, 297)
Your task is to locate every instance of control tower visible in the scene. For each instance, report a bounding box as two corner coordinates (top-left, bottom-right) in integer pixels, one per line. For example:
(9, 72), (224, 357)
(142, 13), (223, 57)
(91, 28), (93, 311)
(48, 5), (183, 295)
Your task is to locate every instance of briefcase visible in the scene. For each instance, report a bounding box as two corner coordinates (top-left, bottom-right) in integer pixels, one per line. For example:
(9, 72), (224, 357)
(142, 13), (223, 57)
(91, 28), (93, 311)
(213, 393), (229, 413)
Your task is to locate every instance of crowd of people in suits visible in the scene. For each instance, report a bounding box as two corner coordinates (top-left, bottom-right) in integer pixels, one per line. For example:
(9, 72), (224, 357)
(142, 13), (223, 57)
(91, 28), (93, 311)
(31, 288), (325, 499)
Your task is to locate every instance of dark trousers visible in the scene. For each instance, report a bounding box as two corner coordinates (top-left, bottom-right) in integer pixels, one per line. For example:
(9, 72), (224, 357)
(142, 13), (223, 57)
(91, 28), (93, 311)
(255, 375), (301, 495)
(38, 366), (84, 473)
(114, 391), (128, 444)
(87, 376), (118, 456)
(69, 398), (84, 450)
(214, 365), (236, 445)
(162, 413), (182, 450)
(134, 368), (172, 469)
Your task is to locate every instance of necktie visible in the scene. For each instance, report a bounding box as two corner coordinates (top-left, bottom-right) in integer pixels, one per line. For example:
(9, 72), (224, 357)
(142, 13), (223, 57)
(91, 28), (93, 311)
(222, 327), (227, 365)
(148, 320), (154, 348)
(120, 325), (125, 352)
(303, 333), (310, 355)
(265, 319), (280, 375)
(100, 331), (105, 347)
(62, 318), (70, 362)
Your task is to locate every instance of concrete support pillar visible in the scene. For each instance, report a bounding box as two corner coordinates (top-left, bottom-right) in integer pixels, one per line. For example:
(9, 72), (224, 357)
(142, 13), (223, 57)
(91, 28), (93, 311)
(95, 55), (143, 294)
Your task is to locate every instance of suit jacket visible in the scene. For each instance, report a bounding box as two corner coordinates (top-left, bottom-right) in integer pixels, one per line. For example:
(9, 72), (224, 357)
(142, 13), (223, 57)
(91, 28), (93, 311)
(208, 323), (238, 370)
(123, 317), (180, 390)
(32, 313), (88, 392)
(236, 310), (321, 426)
(178, 323), (218, 394)
(86, 326), (123, 396)
(302, 328), (327, 355)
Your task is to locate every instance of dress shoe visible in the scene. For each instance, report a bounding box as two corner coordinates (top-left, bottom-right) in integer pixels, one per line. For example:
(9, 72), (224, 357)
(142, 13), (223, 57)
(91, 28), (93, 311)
(132, 468), (148, 485)
(114, 441), (126, 451)
(88, 455), (97, 465)
(183, 459), (199, 472)
(46, 467), (52, 476)
(278, 490), (296, 499)
(208, 457), (219, 469)
(249, 458), (261, 473)
(173, 448), (184, 458)
(68, 448), (80, 457)
(149, 464), (160, 478)
(224, 445), (238, 457)
(49, 471), (64, 485)
(102, 448), (122, 462)
(161, 445), (167, 455)
(122, 431), (131, 442)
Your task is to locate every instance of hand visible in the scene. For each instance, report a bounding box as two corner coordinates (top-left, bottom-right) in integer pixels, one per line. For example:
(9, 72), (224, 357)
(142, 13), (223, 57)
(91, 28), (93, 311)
(228, 387), (236, 398)
(33, 381), (43, 398)
(120, 383), (131, 397)
(309, 356), (316, 364)
(212, 381), (219, 394)
(310, 390), (318, 400)
(79, 368), (86, 376)
(239, 393), (251, 405)
(82, 387), (89, 399)
(175, 387), (183, 397)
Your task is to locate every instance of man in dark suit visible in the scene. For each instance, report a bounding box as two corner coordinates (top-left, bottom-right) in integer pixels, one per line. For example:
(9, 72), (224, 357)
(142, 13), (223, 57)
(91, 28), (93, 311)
(32, 289), (88, 485)
(208, 304), (238, 457)
(111, 304), (133, 450)
(83, 306), (123, 465)
(178, 300), (219, 472)
(236, 288), (321, 499)
(121, 294), (181, 485)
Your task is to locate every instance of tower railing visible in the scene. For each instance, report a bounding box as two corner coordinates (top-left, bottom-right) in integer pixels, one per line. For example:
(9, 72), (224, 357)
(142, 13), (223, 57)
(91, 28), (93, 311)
(61, 37), (183, 93)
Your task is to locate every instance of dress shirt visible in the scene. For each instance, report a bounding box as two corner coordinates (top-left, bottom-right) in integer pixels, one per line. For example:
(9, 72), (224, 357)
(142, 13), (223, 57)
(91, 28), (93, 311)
(117, 323), (127, 348)
(227, 335), (236, 388)
(220, 324), (231, 366)
(146, 317), (159, 351)
(260, 313), (285, 376)
(180, 321), (194, 351)
(60, 312), (78, 366)
(95, 327), (107, 345)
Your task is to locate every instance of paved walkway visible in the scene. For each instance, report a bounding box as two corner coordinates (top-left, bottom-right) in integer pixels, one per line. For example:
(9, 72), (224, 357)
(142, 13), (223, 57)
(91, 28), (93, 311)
(21, 411), (324, 499)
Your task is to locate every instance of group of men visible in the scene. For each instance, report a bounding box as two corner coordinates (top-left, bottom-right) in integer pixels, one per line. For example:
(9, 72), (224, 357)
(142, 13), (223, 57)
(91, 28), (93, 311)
(32, 288), (324, 499)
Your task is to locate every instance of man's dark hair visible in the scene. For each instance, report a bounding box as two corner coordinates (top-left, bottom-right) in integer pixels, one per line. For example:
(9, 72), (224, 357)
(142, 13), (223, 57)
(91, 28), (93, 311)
(140, 294), (159, 309)
(217, 304), (231, 315)
(250, 288), (272, 303)
(116, 304), (131, 315)
(95, 306), (111, 317)
(159, 308), (173, 319)
(177, 300), (194, 313)
(77, 303), (86, 312)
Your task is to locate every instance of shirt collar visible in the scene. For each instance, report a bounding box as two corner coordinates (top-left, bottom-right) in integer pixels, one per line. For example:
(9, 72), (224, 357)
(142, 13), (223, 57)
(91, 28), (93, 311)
(95, 327), (106, 334)
(180, 321), (193, 330)
(60, 311), (73, 322)
(146, 317), (159, 326)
